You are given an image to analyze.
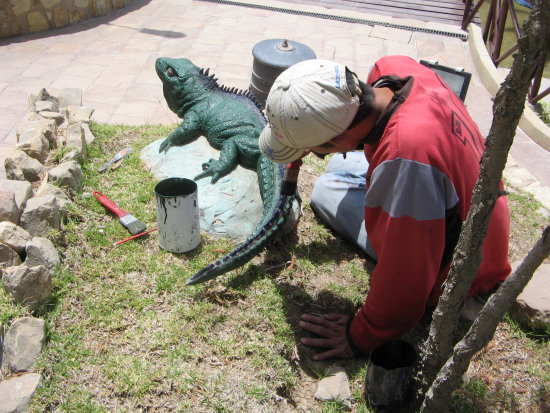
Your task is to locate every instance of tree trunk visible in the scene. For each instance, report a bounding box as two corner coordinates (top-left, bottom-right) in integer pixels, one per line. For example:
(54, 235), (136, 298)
(414, 0), (550, 406)
(422, 227), (550, 412)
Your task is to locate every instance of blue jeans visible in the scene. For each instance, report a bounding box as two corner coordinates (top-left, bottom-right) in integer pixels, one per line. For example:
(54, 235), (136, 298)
(310, 152), (377, 261)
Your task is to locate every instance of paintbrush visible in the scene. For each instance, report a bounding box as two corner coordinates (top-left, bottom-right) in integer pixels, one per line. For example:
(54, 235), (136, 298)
(93, 190), (147, 235)
(98, 147), (132, 172)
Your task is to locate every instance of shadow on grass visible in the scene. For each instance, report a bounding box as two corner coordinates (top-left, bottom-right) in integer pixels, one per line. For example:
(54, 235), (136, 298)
(506, 312), (550, 343)
(275, 280), (369, 380)
(223, 226), (372, 381)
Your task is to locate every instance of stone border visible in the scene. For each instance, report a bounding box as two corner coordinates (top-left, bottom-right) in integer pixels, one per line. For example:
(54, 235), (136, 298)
(0, 0), (136, 39)
(0, 87), (94, 412)
(467, 23), (550, 152)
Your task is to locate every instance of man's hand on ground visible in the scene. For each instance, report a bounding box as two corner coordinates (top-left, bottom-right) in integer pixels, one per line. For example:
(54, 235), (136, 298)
(299, 313), (354, 360)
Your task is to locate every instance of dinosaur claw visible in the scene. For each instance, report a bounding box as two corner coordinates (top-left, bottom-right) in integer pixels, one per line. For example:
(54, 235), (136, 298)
(159, 139), (171, 153)
(194, 171), (207, 181)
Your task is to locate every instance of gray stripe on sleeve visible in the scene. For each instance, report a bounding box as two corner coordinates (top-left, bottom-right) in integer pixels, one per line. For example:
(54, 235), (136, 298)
(365, 158), (459, 221)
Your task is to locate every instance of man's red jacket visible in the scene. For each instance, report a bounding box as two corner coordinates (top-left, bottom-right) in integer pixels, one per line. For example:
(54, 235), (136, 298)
(349, 56), (511, 354)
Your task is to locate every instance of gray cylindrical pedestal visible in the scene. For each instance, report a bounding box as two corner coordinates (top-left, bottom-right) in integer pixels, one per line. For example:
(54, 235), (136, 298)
(250, 39), (316, 107)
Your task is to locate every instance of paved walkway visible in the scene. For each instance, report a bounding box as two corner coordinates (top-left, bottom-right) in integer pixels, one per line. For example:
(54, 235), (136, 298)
(0, 0), (549, 210)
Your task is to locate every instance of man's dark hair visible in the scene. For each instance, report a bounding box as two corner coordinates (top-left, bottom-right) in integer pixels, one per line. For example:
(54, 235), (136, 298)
(348, 80), (376, 129)
(310, 72), (376, 159)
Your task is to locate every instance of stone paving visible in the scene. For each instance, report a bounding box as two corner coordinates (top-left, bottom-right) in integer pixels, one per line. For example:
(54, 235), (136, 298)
(0, 0), (549, 209)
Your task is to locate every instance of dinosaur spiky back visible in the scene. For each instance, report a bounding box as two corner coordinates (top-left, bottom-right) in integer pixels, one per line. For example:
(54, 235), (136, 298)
(196, 67), (266, 115)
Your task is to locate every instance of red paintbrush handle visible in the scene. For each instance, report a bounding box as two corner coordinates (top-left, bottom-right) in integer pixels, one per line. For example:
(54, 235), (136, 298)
(113, 228), (158, 246)
(93, 191), (127, 217)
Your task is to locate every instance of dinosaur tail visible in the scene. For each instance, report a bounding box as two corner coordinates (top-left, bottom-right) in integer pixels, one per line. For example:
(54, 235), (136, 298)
(185, 157), (297, 285)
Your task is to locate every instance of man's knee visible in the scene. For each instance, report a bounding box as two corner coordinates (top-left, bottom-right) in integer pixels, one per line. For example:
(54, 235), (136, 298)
(311, 174), (331, 211)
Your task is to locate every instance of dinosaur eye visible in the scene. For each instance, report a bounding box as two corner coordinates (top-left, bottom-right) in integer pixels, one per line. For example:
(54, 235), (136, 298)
(166, 67), (176, 77)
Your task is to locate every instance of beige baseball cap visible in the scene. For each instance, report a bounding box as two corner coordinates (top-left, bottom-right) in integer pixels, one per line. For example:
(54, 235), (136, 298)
(259, 59), (360, 164)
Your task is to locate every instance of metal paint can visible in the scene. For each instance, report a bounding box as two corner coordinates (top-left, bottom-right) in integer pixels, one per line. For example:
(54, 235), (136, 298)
(364, 340), (417, 408)
(154, 177), (200, 253)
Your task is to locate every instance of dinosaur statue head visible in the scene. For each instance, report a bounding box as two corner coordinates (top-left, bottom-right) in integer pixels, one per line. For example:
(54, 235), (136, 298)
(155, 57), (203, 116)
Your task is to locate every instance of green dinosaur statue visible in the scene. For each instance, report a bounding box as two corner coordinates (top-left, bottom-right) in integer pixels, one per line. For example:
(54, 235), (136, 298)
(155, 57), (299, 285)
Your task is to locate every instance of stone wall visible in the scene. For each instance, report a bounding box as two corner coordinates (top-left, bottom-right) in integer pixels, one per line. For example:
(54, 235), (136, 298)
(0, 0), (135, 39)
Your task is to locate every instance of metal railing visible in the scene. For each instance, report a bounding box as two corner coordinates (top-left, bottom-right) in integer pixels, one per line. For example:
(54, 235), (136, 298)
(462, 0), (549, 104)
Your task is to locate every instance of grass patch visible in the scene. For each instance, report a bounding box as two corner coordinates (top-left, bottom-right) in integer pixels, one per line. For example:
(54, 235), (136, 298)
(0, 122), (546, 412)
(534, 101), (550, 127)
(506, 182), (550, 262)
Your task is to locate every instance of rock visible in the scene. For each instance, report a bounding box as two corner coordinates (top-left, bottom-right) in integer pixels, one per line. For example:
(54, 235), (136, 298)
(27, 11), (49, 33)
(315, 366), (352, 410)
(81, 122), (96, 145)
(96, 0), (114, 15)
(0, 242), (22, 269)
(141, 137), (263, 242)
(63, 123), (82, 147)
(61, 148), (81, 164)
(35, 100), (56, 113)
(2, 317), (45, 373)
(20, 194), (62, 237)
(63, 123), (87, 162)
(0, 320), (3, 363)
(39, 111), (65, 125)
(0, 191), (21, 224)
(58, 88), (82, 108)
(55, 124), (67, 148)
(16, 128), (49, 164)
(25, 237), (59, 271)
(511, 263), (550, 331)
(0, 221), (32, 254)
(40, 0), (62, 9)
(28, 88), (59, 113)
(16, 116), (57, 149)
(0, 373), (42, 413)
(68, 7), (85, 25)
(48, 160), (82, 193)
(53, 4), (69, 28)
(11, 0), (31, 16)
(0, 179), (33, 211)
(66, 105), (94, 124)
(4, 149), (45, 182)
(34, 182), (72, 209)
(2, 265), (52, 311)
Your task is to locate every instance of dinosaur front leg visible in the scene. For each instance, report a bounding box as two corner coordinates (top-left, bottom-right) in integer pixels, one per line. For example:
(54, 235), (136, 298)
(194, 139), (239, 183)
(159, 111), (202, 153)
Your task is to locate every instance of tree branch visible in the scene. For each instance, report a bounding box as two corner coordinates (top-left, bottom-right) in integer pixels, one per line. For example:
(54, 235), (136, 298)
(415, 0), (550, 405)
(422, 226), (550, 412)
